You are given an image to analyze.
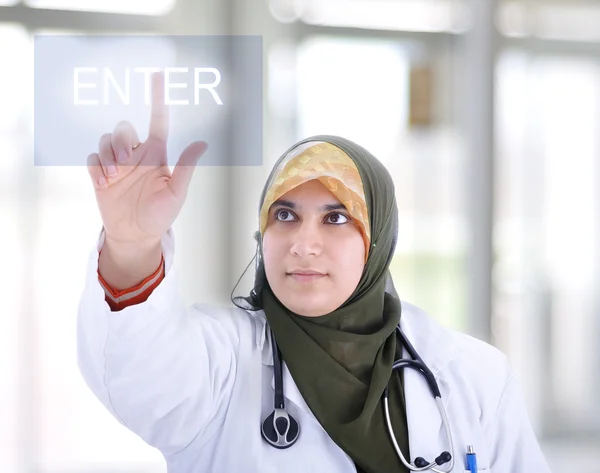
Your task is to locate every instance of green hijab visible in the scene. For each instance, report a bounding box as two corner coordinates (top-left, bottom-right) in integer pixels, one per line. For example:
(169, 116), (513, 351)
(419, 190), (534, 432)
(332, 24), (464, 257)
(244, 135), (410, 473)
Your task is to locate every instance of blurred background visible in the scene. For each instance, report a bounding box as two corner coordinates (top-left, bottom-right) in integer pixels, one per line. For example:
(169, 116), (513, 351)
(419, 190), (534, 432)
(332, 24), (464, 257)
(1, 0), (599, 471)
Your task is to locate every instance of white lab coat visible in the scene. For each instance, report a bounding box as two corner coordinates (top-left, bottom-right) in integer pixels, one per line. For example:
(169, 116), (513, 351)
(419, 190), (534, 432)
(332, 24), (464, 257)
(77, 228), (552, 473)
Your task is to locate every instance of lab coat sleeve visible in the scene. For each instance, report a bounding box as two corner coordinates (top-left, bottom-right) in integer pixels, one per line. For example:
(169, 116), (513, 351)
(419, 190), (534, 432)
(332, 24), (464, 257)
(77, 227), (239, 456)
(488, 372), (552, 472)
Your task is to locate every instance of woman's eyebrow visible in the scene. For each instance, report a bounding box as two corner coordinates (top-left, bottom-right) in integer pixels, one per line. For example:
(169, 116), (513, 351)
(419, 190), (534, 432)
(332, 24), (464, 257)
(322, 203), (346, 212)
(272, 199), (295, 208)
(271, 199), (346, 212)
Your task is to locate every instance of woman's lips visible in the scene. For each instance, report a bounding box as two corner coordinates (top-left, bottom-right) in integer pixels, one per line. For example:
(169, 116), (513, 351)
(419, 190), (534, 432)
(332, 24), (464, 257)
(287, 271), (327, 282)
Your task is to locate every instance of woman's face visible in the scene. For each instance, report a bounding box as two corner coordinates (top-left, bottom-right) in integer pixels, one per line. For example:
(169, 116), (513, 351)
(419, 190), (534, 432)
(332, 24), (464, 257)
(262, 179), (366, 317)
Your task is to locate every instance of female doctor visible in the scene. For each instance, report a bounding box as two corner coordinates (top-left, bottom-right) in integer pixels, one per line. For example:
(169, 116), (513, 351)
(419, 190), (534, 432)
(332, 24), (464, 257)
(78, 73), (551, 473)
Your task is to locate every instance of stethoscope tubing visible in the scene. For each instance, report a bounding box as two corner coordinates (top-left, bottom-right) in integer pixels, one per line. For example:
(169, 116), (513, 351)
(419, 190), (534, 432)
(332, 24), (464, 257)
(265, 325), (455, 472)
(383, 327), (455, 472)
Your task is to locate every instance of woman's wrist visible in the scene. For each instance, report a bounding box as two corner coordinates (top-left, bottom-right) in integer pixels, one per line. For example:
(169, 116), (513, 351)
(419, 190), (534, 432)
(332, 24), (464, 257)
(99, 235), (163, 290)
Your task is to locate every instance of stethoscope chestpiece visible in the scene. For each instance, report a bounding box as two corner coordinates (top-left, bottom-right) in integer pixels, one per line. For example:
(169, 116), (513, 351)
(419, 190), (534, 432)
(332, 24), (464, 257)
(261, 408), (300, 449)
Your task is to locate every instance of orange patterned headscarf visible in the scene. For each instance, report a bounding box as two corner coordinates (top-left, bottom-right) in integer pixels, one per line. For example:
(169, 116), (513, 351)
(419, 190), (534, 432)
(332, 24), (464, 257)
(259, 141), (371, 262)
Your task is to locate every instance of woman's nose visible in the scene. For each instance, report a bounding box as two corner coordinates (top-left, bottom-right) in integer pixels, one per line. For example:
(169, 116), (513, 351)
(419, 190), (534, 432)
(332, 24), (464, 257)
(289, 221), (323, 257)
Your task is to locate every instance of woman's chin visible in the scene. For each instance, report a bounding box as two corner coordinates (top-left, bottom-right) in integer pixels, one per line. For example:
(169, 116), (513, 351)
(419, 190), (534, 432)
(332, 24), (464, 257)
(283, 299), (333, 318)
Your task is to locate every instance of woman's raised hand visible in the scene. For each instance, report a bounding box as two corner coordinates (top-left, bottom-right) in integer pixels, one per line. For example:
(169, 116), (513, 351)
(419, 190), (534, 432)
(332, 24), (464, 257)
(87, 71), (208, 246)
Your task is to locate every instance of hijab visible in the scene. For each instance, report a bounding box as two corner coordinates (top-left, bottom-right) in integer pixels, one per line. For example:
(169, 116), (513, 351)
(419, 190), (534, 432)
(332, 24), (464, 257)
(241, 135), (410, 473)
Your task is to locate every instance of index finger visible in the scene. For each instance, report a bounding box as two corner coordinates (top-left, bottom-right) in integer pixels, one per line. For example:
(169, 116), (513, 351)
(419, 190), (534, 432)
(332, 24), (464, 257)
(148, 71), (169, 141)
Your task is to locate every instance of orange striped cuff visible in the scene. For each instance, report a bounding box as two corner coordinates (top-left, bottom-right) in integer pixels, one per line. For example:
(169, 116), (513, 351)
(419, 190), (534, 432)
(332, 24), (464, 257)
(97, 252), (165, 312)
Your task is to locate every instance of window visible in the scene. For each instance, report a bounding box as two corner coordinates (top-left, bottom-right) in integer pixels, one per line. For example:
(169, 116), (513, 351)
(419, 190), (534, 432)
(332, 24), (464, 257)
(0, 23), (29, 472)
(495, 50), (600, 437)
(0, 25), (29, 193)
(1, 18), (169, 473)
(25, 0), (175, 16)
(291, 36), (469, 330)
(270, 0), (470, 33)
(497, 1), (600, 41)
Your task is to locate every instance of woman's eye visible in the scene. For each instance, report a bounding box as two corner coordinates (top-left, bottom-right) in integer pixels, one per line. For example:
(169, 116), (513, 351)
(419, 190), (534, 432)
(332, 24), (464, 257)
(275, 209), (296, 222)
(326, 213), (349, 224)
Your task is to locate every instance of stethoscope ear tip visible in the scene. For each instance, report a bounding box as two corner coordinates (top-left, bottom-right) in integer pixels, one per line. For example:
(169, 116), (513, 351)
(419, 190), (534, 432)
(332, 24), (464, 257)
(436, 451), (452, 465)
(412, 451), (453, 469)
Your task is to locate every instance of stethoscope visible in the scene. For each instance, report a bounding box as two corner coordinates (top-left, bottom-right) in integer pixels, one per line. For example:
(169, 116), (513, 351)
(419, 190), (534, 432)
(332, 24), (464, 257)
(261, 325), (455, 472)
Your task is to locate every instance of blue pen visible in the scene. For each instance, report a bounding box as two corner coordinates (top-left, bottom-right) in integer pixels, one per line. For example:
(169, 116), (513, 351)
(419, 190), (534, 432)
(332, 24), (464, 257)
(466, 445), (478, 472)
